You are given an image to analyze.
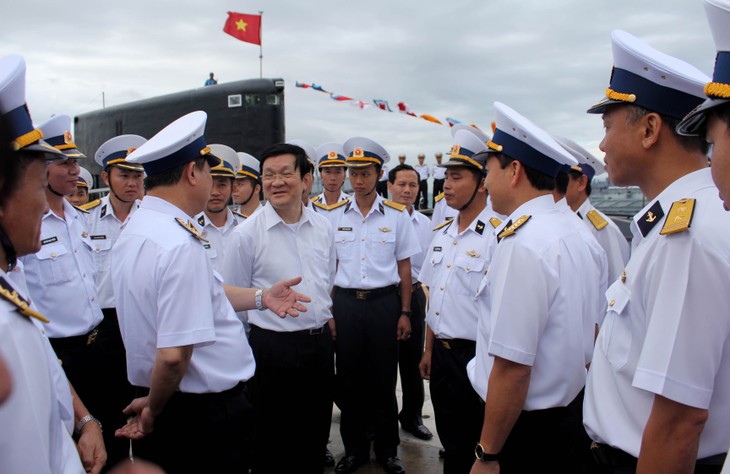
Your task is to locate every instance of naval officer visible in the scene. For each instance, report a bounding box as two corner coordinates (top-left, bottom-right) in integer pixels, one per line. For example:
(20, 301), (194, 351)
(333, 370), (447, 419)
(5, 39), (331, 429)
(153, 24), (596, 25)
(232, 151), (263, 219)
(313, 142), (350, 206)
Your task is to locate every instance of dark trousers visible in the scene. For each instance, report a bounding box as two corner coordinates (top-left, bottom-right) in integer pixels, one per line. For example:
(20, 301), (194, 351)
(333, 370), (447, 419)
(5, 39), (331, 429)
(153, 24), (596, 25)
(430, 339), (484, 474)
(433, 179), (444, 206)
(132, 382), (253, 474)
(398, 285), (426, 426)
(248, 324), (334, 474)
(50, 312), (132, 471)
(334, 289), (401, 460)
(376, 180), (389, 198)
(417, 180), (428, 209)
(498, 395), (581, 474)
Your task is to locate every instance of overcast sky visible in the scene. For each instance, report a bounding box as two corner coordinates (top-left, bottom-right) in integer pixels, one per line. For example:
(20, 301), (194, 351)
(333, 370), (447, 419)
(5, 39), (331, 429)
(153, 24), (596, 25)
(1, 0), (717, 167)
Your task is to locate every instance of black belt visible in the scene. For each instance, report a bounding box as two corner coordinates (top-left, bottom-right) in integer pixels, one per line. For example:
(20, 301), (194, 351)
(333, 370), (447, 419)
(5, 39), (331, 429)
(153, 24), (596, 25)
(253, 324), (328, 336)
(591, 442), (726, 469)
(49, 327), (99, 350)
(437, 338), (475, 351)
(412, 281), (422, 291)
(134, 381), (247, 402)
(336, 285), (398, 301)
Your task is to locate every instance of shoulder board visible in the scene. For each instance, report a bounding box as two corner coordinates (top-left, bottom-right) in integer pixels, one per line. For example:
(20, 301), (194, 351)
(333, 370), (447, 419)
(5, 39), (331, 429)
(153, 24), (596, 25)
(0, 278), (48, 323)
(73, 204), (90, 214)
(660, 198), (696, 236)
(383, 200), (406, 212)
(232, 210), (248, 219)
(434, 192), (445, 203)
(310, 195), (320, 202)
(433, 217), (455, 231)
(175, 217), (209, 242)
(327, 199), (350, 211)
(497, 215), (531, 240)
(489, 217), (502, 229)
(586, 210), (608, 231)
(79, 199), (101, 211)
(312, 201), (329, 211)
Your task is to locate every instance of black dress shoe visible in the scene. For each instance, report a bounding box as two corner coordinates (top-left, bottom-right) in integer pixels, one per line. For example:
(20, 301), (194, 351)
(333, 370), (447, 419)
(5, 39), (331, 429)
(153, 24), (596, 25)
(335, 455), (366, 474)
(324, 449), (335, 467)
(378, 456), (406, 474)
(401, 422), (433, 440)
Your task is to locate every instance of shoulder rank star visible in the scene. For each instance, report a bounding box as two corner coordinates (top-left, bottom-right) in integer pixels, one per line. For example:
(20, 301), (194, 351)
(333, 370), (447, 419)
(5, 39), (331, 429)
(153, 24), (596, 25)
(466, 250), (481, 258)
(379, 227), (392, 233)
(175, 217), (209, 243)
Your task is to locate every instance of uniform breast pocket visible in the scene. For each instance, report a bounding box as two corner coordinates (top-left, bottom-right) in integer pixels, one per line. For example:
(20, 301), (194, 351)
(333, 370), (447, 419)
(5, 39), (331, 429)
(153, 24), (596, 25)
(368, 232), (396, 262)
(335, 232), (356, 261)
(204, 243), (218, 260)
(453, 256), (486, 295)
(91, 237), (113, 272)
(35, 242), (73, 284)
(600, 281), (632, 369)
(429, 250), (445, 267)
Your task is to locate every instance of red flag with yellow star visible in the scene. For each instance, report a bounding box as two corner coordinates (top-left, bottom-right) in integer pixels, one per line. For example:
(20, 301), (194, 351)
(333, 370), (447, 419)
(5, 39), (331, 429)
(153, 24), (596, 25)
(223, 12), (261, 45)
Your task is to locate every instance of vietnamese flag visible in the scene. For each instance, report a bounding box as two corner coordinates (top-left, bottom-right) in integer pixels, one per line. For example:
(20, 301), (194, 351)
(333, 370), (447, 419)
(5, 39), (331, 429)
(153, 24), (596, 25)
(223, 12), (262, 45)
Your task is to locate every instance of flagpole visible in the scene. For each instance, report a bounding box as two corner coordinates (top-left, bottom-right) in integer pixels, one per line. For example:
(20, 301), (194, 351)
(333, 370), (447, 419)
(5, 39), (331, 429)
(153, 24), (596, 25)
(258, 10), (264, 78)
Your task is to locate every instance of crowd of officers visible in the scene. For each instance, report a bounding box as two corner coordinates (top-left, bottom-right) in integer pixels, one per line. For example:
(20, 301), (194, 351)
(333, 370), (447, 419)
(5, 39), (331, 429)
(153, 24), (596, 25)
(3, 2), (730, 473)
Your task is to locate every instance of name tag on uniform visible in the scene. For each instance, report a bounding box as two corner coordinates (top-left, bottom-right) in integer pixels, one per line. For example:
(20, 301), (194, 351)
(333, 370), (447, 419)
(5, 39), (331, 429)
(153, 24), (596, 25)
(433, 246), (442, 252)
(337, 227), (353, 232)
(41, 236), (58, 245)
(90, 235), (107, 240)
(203, 243), (211, 249)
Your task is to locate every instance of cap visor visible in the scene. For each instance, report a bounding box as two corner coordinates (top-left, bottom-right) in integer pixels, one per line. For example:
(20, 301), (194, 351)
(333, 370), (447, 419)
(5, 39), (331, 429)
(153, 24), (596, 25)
(62, 148), (87, 159)
(204, 153), (222, 168)
(111, 162), (145, 172)
(586, 97), (625, 115)
(22, 141), (68, 161)
(345, 162), (377, 169)
(677, 97), (730, 136)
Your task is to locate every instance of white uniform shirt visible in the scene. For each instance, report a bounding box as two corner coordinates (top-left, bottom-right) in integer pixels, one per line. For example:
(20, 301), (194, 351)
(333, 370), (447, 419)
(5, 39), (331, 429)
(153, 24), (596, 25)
(584, 169), (730, 458)
(21, 200), (103, 338)
(0, 271), (84, 474)
(576, 198), (630, 285)
(84, 196), (140, 309)
(432, 165), (446, 180)
(409, 209), (433, 282)
(313, 190), (349, 205)
(222, 204), (335, 332)
(195, 208), (243, 274)
(419, 207), (500, 341)
(415, 164), (430, 181)
(112, 196), (255, 393)
(431, 197), (458, 225)
(379, 165), (389, 182)
(467, 195), (601, 409)
(233, 202), (263, 219)
(331, 195), (420, 289)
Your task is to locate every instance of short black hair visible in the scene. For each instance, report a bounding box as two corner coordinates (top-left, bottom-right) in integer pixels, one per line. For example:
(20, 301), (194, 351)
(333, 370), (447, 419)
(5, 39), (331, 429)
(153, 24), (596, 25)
(0, 119), (46, 205)
(626, 105), (709, 156)
(495, 154), (555, 191)
(709, 102), (730, 133)
(144, 157), (206, 191)
(259, 143), (309, 179)
(388, 164), (419, 184)
(567, 170), (592, 197)
(554, 172), (569, 195)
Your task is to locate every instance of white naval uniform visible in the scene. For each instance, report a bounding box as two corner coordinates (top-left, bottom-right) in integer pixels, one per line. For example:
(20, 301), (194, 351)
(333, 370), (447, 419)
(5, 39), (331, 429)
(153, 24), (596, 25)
(431, 196), (458, 225)
(222, 203), (336, 332)
(419, 207), (500, 341)
(432, 165), (446, 181)
(467, 195), (602, 409)
(584, 168), (730, 459)
(313, 190), (349, 206)
(330, 195), (421, 289)
(21, 199), (103, 338)
(233, 202), (263, 219)
(195, 208), (243, 274)
(408, 209), (433, 282)
(83, 196), (140, 309)
(575, 198), (630, 285)
(112, 196), (255, 393)
(415, 164), (430, 181)
(0, 271), (84, 474)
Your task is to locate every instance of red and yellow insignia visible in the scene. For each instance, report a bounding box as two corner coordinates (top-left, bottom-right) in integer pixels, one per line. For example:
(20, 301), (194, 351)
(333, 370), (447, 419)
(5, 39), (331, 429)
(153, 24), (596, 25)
(451, 144), (460, 154)
(126, 146), (137, 156)
(354, 147), (364, 158)
(328, 150), (337, 159)
(63, 130), (73, 144)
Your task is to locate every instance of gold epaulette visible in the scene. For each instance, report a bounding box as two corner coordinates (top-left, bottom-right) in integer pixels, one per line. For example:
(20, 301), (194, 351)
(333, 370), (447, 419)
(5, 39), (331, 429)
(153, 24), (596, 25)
(0, 280), (48, 323)
(326, 199), (350, 211)
(175, 217), (209, 242)
(74, 204), (90, 214)
(434, 192), (445, 203)
(383, 200), (407, 212)
(310, 195), (320, 202)
(313, 201), (329, 211)
(79, 199), (101, 211)
(232, 210), (248, 219)
(660, 198), (696, 235)
(433, 217), (454, 231)
(489, 217), (502, 229)
(586, 210), (609, 231)
(497, 215), (531, 240)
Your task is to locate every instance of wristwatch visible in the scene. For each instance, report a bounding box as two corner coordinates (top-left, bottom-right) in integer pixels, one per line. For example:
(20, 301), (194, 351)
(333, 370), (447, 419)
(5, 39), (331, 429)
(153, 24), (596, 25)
(75, 414), (102, 435)
(255, 288), (267, 311)
(475, 443), (500, 462)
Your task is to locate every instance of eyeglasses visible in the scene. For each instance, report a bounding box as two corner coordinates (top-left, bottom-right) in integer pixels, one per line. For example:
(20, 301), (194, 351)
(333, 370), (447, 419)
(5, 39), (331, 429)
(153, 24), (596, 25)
(261, 172), (297, 182)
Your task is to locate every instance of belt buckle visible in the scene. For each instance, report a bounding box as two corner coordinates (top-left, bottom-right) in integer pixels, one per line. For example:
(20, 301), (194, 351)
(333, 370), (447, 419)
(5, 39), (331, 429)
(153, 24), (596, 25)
(86, 329), (98, 345)
(590, 441), (607, 465)
(309, 327), (324, 335)
(440, 340), (451, 350)
(355, 290), (368, 300)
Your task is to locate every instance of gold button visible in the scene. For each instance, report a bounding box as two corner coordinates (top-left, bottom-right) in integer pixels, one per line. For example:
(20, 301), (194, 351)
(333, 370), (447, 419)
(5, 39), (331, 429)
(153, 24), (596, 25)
(341, 238), (346, 242)
(440, 287), (444, 291)
(51, 253), (57, 258)
(453, 241), (458, 245)
(361, 237), (365, 241)
(609, 299), (615, 307)
(621, 271), (627, 283)
(82, 232), (88, 238)
(466, 266), (471, 271)
(95, 248), (101, 253)
(446, 264), (452, 269)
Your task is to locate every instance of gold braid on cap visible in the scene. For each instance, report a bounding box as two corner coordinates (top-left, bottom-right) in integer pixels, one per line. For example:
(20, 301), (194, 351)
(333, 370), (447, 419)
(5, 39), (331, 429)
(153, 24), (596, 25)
(347, 157), (380, 165)
(200, 146), (211, 156)
(486, 141), (503, 152)
(705, 82), (730, 99)
(605, 87), (637, 103)
(10, 128), (44, 151)
(106, 158), (128, 166)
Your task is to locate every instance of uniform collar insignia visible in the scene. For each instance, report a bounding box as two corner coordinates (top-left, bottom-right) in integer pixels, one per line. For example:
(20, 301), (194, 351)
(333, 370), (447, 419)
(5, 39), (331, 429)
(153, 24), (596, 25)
(576, 211), (583, 220)
(0, 277), (49, 323)
(100, 204), (107, 218)
(175, 217), (209, 242)
(198, 215), (206, 226)
(637, 200), (664, 237)
(378, 202), (385, 214)
(475, 220), (486, 235)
